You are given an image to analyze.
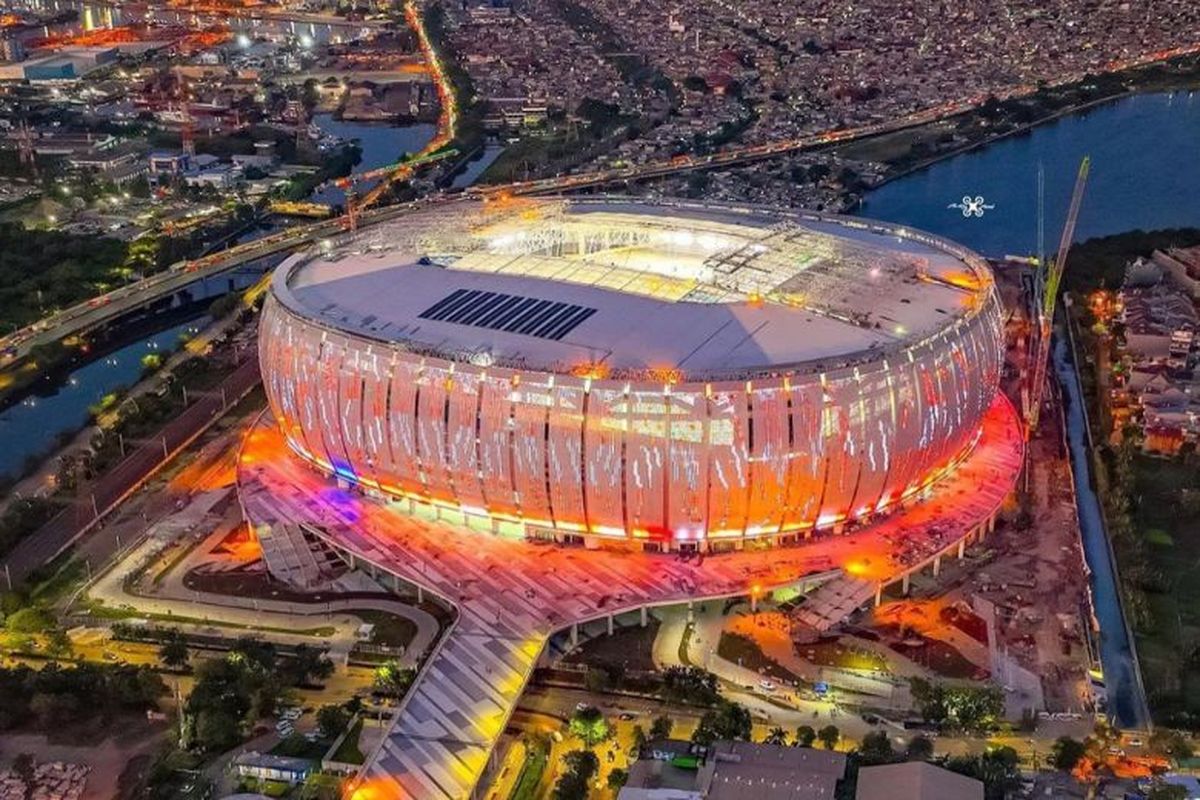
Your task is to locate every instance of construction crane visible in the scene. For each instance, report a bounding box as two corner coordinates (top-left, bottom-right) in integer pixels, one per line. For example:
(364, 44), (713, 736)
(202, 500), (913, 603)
(1026, 155), (1090, 436)
(337, 148), (458, 231)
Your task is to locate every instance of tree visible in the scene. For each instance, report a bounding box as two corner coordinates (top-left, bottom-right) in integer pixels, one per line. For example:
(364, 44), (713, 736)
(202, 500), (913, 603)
(158, 630), (190, 670)
(552, 749), (599, 800)
(569, 705), (610, 747)
(6, 607), (54, 634)
(1050, 736), (1086, 771)
(30, 693), (77, 726)
(661, 666), (719, 705)
(317, 704), (350, 739)
(945, 747), (1020, 800)
(762, 726), (788, 745)
(817, 724), (840, 750)
(909, 678), (1002, 733)
(858, 730), (894, 764)
(12, 753), (34, 800)
(607, 768), (628, 791)
(905, 735), (934, 761)
(373, 660), (415, 698)
(795, 725), (816, 748)
(1147, 784), (1188, 800)
(194, 708), (242, 753)
(692, 700), (752, 746)
(649, 715), (673, 740)
(632, 724), (647, 751)
(1149, 729), (1194, 760)
(45, 628), (72, 658)
(283, 644), (334, 686)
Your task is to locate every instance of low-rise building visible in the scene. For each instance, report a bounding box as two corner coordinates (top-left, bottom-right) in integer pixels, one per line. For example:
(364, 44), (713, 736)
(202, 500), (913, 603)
(620, 740), (847, 800)
(232, 752), (314, 786)
(855, 761), (983, 800)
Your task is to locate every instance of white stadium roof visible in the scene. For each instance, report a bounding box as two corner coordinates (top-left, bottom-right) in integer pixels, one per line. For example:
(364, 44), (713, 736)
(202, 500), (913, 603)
(275, 197), (994, 380)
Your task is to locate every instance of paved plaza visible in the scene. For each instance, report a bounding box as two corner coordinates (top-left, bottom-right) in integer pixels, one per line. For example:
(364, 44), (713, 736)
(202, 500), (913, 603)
(236, 395), (1024, 800)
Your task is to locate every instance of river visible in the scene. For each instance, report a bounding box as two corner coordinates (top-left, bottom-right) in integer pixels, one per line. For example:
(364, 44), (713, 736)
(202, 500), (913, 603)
(861, 92), (1200, 258)
(307, 114), (437, 206)
(860, 93), (1195, 729)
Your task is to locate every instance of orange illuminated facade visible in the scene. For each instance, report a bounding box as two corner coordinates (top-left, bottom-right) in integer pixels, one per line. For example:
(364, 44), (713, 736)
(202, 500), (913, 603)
(258, 198), (1006, 549)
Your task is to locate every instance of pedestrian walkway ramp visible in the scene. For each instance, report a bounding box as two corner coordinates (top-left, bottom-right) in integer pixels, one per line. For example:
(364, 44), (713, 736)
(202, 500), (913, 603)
(255, 522), (339, 589)
(790, 576), (875, 633)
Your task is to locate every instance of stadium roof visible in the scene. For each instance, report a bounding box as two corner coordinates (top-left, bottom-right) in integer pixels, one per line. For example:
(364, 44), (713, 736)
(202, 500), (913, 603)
(276, 197), (994, 381)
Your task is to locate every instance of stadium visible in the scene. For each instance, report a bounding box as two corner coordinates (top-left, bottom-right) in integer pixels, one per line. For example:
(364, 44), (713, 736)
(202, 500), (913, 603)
(258, 196), (1005, 550)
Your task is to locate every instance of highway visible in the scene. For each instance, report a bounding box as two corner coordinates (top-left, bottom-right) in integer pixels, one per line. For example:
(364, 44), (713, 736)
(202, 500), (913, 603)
(0, 202), (419, 367)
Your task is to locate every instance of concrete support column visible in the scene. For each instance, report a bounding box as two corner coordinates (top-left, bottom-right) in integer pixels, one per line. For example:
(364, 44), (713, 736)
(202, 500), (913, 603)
(901, 572), (910, 596)
(932, 555), (941, 578)
(348, 552), (357, 571)
(640, 606), (648, 627)
(988, 513), (997, 534)
(687, 600), (695, 624)
(874, 583), (882, 608)
(957, 539), (966, 560)
(570, 623), (579, 648)
(369, 562), (378, 580)
(417, 585), (424, 604)
(750, 593), (759, 613)
(391, 574), (401, 593)
(607, 615), (614, 636)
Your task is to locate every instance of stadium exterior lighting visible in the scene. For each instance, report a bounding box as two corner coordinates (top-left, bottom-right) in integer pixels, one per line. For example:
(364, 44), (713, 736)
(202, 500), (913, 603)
(258, 197), (1004, 551)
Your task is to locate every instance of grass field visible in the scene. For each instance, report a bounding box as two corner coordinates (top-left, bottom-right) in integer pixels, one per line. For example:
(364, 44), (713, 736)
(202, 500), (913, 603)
(563, 619), (660, 673)
(717, 632), (804, 685)
(352, 609), (418, 649)
(330, 719), (365, 764)
(509, 743), (547, 800)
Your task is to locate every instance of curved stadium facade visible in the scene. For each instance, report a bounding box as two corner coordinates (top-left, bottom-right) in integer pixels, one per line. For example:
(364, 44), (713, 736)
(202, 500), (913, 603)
(259, 197), (1004, 548)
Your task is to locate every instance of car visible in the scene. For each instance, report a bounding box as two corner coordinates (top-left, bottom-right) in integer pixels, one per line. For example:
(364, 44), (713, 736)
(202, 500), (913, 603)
(575, 702), (590, 713)
(759, 680), (776, 692)
(618, 713), (636, 721)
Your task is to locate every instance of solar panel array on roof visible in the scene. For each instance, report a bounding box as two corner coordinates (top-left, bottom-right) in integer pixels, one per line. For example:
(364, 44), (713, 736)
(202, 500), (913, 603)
(417, 289), (597, 341)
